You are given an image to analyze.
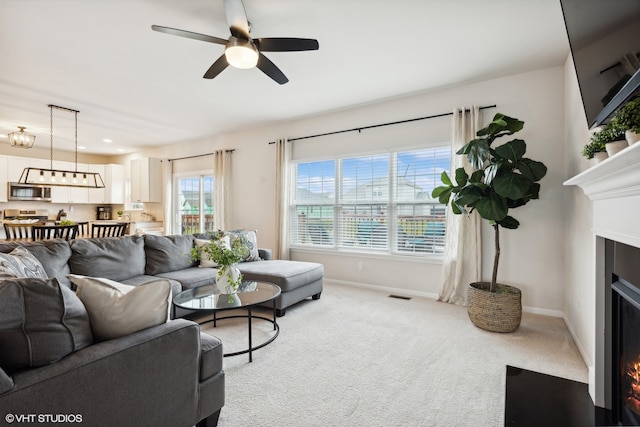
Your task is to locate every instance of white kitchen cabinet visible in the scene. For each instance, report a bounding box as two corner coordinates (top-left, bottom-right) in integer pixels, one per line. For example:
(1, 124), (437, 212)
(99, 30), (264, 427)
(130, 157), (162, 203)
(87, 164), (106, 204)
(88, 163), (125, 204)
(0, 155), (7, 202)
(7, 156), (50, 183)
(3, 155), (126, 205)
(50, 161), (89, 204)
(128, 221), (164, 236)
(106, 164), (125, 204)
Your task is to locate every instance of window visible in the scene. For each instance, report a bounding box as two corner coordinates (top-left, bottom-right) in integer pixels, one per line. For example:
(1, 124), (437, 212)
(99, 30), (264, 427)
(175, 174), (214, 234)
(291, 146), (449, 255)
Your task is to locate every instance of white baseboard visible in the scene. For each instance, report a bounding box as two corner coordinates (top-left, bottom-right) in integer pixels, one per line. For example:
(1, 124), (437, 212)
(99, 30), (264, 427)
(563, 314), (592, 368)
(563, 313), (595, 402)
(522, 305), (564, 318)
(324, 278), (440, 300)
(326, 278), (566, 317)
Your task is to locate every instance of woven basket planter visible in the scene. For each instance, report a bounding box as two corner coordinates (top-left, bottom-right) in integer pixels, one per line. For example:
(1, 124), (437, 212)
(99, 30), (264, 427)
(467, 282), (522, 333)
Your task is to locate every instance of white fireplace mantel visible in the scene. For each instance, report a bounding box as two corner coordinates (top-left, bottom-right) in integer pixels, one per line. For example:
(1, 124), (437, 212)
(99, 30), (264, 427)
(565, 140), (640, 409)
(564, 141), (640, 201)
(565, 141), (640, 250)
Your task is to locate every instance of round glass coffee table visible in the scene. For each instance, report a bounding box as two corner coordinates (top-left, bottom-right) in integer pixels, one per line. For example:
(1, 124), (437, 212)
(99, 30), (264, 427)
(173, 280), (281, 362)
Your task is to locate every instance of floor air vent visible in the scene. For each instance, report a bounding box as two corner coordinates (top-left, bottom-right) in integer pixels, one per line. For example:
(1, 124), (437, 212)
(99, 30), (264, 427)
(388, 294), (411, 300)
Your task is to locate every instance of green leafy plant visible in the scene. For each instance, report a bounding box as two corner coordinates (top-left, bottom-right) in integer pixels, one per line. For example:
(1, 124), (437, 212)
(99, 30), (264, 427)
(432, 113), (547, 292)
(590, 121), (626, 146)
(116, 210), (124, 216)
(191, 232), (249, 294)
(582, 139), (606, 160)
(612, 97), (640, 134)
(58, 220), (76, 226)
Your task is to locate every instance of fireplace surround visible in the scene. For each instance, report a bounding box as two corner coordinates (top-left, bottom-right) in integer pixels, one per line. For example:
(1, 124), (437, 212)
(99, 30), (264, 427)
(610, 241), (640, 425)
(565, 141), (640, 423)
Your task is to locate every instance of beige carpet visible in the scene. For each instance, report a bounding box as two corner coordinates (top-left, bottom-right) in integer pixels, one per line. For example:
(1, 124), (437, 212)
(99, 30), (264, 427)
(198, 282), (587, 427)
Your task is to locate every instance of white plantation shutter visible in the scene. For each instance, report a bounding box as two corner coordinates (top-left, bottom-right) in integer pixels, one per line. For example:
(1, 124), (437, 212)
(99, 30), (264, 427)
(337, 154), (389, 250)
(290, 147), (449, 255)
(291, 160), (335, 246)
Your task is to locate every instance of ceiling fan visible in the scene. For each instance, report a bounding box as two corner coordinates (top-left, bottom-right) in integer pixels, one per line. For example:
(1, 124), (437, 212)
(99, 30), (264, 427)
(152, 0), (319, 85)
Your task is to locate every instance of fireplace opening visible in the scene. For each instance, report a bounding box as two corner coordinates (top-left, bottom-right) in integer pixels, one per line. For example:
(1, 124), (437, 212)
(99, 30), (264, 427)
(613, 279), (640, 425)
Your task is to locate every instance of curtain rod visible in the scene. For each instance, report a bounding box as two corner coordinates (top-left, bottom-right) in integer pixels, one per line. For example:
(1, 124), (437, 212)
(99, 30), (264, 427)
(167, 149), (235, 162)
(268, 104), (496, 144)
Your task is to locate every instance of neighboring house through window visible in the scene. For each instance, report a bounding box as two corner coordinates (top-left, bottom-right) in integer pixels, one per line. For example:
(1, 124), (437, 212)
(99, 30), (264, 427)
(175, 173), (214, 234)
(290, 146), (449, 255)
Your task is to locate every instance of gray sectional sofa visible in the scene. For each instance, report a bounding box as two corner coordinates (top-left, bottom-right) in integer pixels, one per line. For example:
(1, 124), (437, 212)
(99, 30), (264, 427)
(0, 233), (323, 426)
(0, 317), (224, 427)
(0, 233), (324, 317)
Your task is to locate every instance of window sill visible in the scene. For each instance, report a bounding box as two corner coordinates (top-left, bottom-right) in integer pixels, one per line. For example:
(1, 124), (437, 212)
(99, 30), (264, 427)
(290, 246), (444, 264)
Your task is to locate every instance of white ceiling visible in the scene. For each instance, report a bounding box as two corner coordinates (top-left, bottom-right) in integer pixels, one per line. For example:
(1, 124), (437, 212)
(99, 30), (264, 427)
(0, 0), (570, 155)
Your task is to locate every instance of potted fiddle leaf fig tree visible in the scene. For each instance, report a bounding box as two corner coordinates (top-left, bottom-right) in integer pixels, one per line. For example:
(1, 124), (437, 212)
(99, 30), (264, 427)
(432, 113), (547, 333)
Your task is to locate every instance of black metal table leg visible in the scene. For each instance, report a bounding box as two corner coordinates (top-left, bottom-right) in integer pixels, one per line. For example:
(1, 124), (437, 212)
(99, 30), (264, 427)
(248, 307), (253, 362)
(273, 300), (277, 330)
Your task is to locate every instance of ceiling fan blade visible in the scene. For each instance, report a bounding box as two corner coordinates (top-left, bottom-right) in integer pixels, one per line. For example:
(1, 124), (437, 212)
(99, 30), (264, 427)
(151, 25), (228, 45)
(256, 53), (288, 85)
(203, 54), (229, 79)
(224, 0), (251, 40)
(255, 38), (319, 52)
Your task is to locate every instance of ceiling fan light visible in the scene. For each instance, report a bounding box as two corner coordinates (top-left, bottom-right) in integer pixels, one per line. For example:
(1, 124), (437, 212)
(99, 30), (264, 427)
(225, 38), (258, 69)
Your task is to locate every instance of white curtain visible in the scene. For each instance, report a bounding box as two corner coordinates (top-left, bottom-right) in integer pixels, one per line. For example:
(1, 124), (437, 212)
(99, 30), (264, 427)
(213, 150), (232, 231)
(438, 106), (482, 305)
(162, 159), (173, 235)
(275, 138), (291, 260)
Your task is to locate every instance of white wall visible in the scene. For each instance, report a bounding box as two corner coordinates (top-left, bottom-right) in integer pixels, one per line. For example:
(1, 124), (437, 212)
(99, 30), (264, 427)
(121, 65), (568, 313)
(562, 53), (597, 399)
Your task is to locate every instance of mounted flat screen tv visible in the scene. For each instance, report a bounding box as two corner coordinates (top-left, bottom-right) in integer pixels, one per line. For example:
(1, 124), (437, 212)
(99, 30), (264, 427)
(560, 0), (640, 128)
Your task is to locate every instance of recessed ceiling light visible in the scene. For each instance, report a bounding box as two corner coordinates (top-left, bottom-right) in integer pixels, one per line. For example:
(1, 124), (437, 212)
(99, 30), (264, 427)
(117, 148), (125, 152)
(103, 138), (112, 143)
(0, 134), (7, 139)
(78, 146), (86, 150)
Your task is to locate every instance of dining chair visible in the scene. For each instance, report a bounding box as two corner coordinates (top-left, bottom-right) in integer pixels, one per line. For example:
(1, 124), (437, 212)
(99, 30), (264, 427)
(32, 224), (79, 241)
(91, 222), (129, 238)
(3, 223), (36, 240)
(76, 221), (89, 237)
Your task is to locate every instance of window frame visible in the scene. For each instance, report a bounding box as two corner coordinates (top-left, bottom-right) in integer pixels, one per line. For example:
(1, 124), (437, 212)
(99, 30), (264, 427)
(290, 145), (449, 257)
(173, 170), (214, 235)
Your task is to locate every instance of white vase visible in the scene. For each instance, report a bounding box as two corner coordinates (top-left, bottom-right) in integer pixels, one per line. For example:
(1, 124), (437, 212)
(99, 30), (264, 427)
(591, 151), (608, 164)
(216, 264), (241, 294)
(605, 139), (629, 157)
(626, 130), (640, 145)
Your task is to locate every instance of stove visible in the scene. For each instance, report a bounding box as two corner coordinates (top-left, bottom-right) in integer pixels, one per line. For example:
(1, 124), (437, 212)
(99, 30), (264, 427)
(3, 209), (49, 222)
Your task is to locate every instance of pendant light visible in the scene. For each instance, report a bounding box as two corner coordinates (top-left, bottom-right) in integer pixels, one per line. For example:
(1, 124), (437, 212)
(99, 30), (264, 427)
(18, 105), (105, 188)
(8, 126), (36, 148)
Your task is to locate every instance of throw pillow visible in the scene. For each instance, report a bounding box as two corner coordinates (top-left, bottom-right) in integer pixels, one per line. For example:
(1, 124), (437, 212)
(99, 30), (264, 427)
(195, 235), (231, 268)
(144, 234), (196, 275)
(0, 277), (93, 373)
(68, 275), (172, 341)
(68, 236), (146, 282)
(0, 247), (48, 280)
(0, 240), (72, 287)
(224, 229), (260, 262)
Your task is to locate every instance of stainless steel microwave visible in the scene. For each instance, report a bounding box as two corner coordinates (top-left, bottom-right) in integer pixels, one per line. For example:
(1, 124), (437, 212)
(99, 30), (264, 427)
(8, 182), (52, 202)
